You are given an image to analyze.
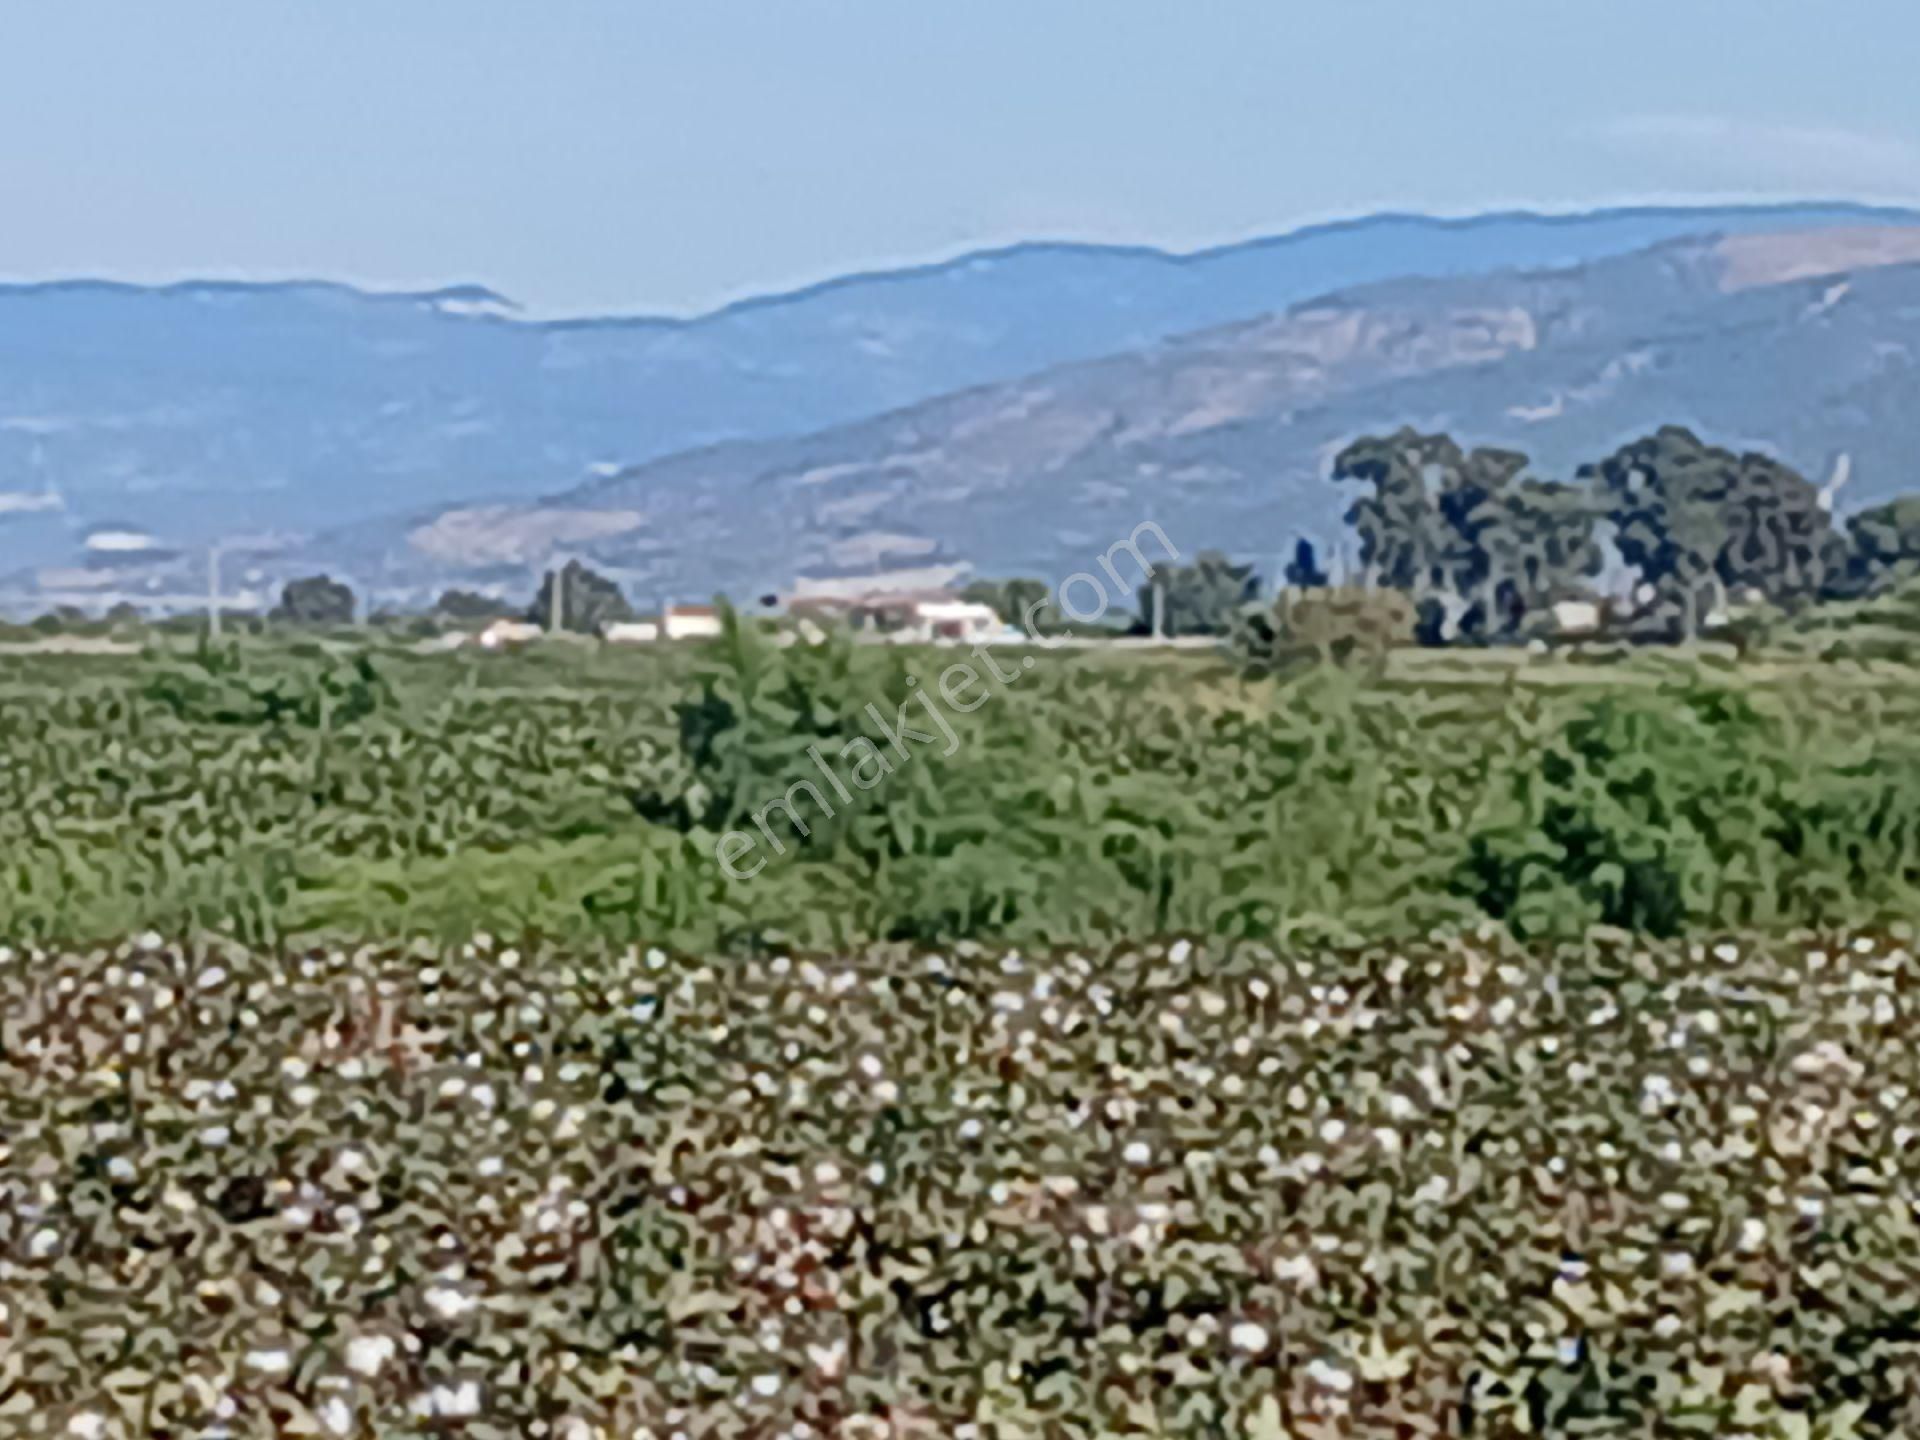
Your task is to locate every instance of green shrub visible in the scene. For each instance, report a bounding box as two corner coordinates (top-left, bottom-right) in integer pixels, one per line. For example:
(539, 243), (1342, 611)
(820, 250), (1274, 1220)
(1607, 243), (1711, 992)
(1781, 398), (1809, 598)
(1233, 586), (1416, 671)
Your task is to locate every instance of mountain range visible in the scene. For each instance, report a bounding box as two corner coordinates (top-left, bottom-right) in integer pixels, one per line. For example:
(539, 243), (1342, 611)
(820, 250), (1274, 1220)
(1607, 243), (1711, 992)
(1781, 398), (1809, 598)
(6, 202), (1920, 612)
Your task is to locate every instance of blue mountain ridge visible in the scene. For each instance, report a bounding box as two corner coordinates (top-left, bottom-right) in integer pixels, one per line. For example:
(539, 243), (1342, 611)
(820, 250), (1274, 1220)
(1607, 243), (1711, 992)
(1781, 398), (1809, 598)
(1, 202), (1913, 608)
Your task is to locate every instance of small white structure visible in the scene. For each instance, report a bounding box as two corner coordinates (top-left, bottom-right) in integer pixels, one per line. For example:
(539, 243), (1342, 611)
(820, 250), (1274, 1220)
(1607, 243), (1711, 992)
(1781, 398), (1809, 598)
(662, 605), (723, 640)
(789, 591), (1006, 646)
(1550, 599), (1604, 636)
(478, 619), (544, 650)
(905, 598), (1003, 645)
(602, 620), (661, 644)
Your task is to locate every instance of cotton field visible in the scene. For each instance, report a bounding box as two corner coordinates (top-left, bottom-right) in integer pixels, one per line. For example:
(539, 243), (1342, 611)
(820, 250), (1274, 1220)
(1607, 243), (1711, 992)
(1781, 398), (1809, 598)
(4, 932), (1920, 1436)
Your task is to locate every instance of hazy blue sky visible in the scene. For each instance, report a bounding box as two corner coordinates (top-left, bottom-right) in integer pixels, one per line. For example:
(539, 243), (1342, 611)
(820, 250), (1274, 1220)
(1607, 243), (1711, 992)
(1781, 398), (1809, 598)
(5, 2), (1920, 315)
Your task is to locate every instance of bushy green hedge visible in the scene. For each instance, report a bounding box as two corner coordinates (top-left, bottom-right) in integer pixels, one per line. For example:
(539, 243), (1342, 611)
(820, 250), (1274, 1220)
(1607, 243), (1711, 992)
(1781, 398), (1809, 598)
(7, 635), (1920, 948)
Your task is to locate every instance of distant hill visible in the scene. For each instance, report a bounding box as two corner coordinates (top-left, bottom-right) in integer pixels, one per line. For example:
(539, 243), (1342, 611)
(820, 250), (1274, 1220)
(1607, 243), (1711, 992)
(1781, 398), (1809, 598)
(317, 223), (1920, 607)
(3, 202), (1914, 609)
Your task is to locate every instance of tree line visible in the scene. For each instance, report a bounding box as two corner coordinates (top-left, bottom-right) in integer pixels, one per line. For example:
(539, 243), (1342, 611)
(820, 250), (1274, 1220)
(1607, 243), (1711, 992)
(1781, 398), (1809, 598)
(150, 563), (640, 635)
(1319, 424), (1920, 643)
(51, 423), (1920, 648)
(968, 426), (1920, 647)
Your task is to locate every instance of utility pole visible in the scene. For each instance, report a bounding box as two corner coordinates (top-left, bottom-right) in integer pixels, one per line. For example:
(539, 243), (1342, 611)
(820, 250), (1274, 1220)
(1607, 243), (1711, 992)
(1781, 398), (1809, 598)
(1151, 578), (1165, 640)
(544, 549), (572, 637)
(206, 545), (222, 639)
(1819, 453), (1853, 514)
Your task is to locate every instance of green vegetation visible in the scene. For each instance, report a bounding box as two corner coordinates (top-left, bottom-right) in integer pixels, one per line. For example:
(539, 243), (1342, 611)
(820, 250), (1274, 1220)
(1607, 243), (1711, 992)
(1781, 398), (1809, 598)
(1141, 550), (1259, 637)
(529, 560), (639, 635)
(432, 588), (522, 624)
(7, 614), (1920, 951)
(1311, 424), (1893, 645)
(273, 574), (358, 627)
(17, 428), (1920, 1435)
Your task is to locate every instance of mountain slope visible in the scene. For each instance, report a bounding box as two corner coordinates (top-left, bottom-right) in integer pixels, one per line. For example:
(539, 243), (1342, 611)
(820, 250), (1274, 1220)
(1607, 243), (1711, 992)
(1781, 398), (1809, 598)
(343, 225), (1920, 605)
(2, 203), (1911, 597)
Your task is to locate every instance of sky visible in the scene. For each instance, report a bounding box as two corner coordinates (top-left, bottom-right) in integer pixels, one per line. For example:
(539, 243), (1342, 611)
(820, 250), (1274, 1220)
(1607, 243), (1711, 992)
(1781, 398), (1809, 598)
(5, 1), (1920, 317)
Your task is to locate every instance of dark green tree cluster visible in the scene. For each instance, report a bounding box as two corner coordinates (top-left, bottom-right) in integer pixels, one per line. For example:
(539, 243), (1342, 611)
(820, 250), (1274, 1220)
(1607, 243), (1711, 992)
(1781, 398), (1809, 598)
(1327, 424), (1920, 642)
(1136, 549), (1259, 636)
(960, 577), (1067, 636)
(432, 587), (520, 623)
(527, 560), (635, 633)
(271, 574), (356, 626)
(1331, 428), (1601, 641)
(1579, 425), (1841, 637)
(1838, 494), (1920, 594)
(965, 555), (1260, 639)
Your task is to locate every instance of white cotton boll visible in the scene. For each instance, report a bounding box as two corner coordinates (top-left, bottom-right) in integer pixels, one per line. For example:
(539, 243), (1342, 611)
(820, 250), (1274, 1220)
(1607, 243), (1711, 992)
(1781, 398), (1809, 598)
(428, 1381), (482, 1418)
(245, 1347), (292, 1375)
(1307, 1358), (1353, 1392)
(1123, 1141), (1152, 1166)
(751, 1374), (782, 1398)
(1791, 1041), (1862, 1080)
(346, 1334), (396, 1377)
(423, 1286), (474, 1321)
(1229, 1321), (1269, 1354)
(67, 1414), (108, 1440)
(318, 1396), (354, 1437)
(1274, 1254), (1319, 1288)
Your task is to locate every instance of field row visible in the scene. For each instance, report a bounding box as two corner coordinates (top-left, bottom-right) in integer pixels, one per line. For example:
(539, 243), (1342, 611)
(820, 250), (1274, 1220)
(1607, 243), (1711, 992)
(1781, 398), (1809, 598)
(3, 932), (1919, 1436)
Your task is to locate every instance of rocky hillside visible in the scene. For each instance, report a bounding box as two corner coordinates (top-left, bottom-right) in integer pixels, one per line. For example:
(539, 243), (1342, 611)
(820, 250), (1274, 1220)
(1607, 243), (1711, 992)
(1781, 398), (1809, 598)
(331, 225), (1920, 605)
(4, 203), (1915, 610)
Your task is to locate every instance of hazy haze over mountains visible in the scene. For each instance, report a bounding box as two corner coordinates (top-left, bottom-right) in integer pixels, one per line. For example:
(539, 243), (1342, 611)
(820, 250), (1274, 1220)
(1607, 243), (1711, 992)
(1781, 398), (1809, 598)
(5, 202), (1920, 610)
